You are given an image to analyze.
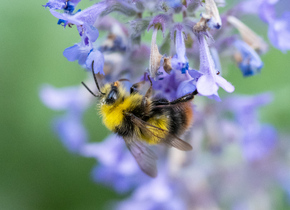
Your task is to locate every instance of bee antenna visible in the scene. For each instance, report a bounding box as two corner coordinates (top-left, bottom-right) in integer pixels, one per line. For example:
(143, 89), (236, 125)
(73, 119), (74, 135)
(81, 82), (98, 97)
(91, 61), (105, 95)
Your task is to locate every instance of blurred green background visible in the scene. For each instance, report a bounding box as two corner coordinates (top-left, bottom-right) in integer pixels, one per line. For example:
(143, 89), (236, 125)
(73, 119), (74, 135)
(0, 0), (289, 209)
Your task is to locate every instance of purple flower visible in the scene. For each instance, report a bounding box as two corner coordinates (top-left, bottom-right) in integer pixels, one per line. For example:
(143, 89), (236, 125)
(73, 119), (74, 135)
(40, 84), (91, 152)
(210, 47), (222, 74)
(151, 70), (183, 100)
(85, 49), (105, 74)
(44, 0), (81, 11)
(148, 14), (171, 37)
(80, 134), (149, 192)
(258, 0), (278, 23)
(242, 124), (277, 161)
(40, 84), (90, 111)
(102, 0), (138, 17)
(196, 34), (234, 98)
(201, 0), (222, 29)
(171, 24), (189, 74)
(259, 0), (290, 52)
(176, 78), (196, 98)
(164, 0), (183, 13)
(50, 1), (107, 26)
(63, 44), (91, 65)
(224, 93), (273, 113)
(224, 93), (277, 161)
(63, 24), (100, 68)
(54, 114), (87, 152)
(234, 40), (263, 77)
(84, 25), (99, 43)
(227, 15), (268, 53)
(268, 12), (290, 52)
(238, 0), (290, 52)
(176, 70), (202, 98)
(116, 172), (185, 210)
(43, 0), (66, 10)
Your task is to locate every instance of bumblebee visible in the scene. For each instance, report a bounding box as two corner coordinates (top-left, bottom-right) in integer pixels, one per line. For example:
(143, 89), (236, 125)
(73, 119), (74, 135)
(82, 62), (197, 177)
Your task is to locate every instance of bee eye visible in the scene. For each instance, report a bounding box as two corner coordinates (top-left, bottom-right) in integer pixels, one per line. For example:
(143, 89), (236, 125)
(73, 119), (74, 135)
(106, 90), (118, 104)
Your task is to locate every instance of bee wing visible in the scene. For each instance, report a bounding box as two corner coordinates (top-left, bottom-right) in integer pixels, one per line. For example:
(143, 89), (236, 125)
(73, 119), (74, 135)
(127, 113), (193, 151)
(123, 136), (158, 178)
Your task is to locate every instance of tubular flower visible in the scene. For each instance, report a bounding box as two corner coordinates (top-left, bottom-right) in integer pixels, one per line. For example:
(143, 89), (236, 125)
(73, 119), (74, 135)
(227, 15), (267, 53)
(233, 40), (263, 77)
(171, 24), (189, 74)
(196, 34), (234, 97)
(194, 0), (222, 32)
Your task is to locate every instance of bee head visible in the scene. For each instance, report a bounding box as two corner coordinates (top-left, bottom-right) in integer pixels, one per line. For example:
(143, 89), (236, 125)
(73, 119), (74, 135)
(101, 81), (126, 104)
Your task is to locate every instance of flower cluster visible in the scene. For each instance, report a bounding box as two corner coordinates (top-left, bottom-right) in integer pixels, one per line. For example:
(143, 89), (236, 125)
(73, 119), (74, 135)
(42, 0), (290, 209)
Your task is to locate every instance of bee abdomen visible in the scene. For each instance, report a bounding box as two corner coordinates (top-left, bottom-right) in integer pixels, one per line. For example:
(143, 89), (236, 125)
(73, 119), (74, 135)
(169, 102), (193, 135)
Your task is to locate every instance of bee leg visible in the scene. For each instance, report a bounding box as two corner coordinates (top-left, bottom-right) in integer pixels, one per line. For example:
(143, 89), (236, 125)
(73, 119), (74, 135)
(154, 90), (198, 106)
(144, 75), (153, 99)
(130, 81), (144, 94)
(130, 73), (148, 94)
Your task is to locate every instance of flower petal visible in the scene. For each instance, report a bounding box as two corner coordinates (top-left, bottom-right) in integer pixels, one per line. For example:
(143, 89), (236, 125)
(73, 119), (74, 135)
(85, 25), (99, 43)
(196, 75), (218, 96)
(40, 85), (78, 110)
(43, 0), (65, 10)
(54, 114), (87, 153)
(63, 44), (80, 62)
(177, 79), (196, 98)
(86, 49), (105, 75)
(171, 24), (188, 73)
(148, 14), (171, 37)
(198, 34), (216, 76)
(74, 1), (107, 25)
(50, 9), (83, 25)
(215, 75), (235, 93)
(268, 12), (290, 52)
